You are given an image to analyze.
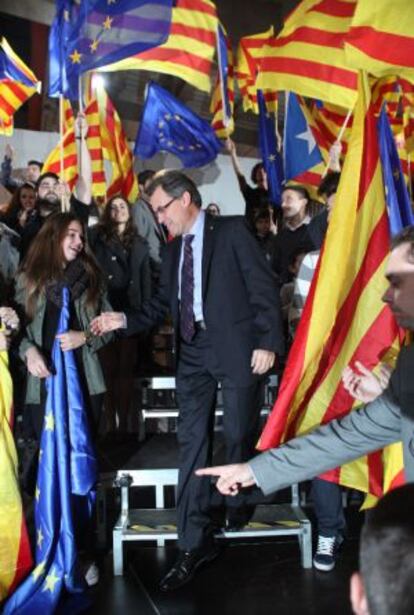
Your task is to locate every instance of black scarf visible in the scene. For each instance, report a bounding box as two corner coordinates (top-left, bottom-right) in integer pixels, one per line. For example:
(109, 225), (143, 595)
(45, 258), (89, 308)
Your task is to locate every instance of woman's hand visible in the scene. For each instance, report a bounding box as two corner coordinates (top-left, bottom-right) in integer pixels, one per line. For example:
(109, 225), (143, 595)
(0, 307), (19, 331)
(25, 346), (51, 378)
(56, 330), (87, 352)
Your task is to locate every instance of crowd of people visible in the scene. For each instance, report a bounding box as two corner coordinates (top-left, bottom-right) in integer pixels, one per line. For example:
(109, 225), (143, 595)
(1, 126), (414, 613)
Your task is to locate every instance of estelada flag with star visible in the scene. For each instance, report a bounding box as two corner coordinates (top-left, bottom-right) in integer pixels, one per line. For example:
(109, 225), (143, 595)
(3, 288), (98, 614)
(0, 330), (32, 603)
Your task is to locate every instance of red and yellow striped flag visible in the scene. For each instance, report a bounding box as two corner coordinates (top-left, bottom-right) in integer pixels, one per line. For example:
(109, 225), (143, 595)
(42, 99), (78, 190)
(210, 24), (234, 138)
(344, 0), (414, 80)
(308, 100), (353, 158)
(235, 27), (278, 114)
(100, 0), (218, 93)
(95, 87), (138, 202)
(0, 38), (40, 133)
(258, 73), (405, 500)
(256, 0), (358, 109)
(0, 338), (32, 601)
(84, 98), (106, 198)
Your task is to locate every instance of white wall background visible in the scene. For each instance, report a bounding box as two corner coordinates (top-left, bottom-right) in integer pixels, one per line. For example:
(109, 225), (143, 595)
(0, 129), (260, 216)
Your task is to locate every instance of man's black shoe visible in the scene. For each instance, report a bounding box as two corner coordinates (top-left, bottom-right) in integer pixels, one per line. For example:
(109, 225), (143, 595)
(159, 544), (220, 591)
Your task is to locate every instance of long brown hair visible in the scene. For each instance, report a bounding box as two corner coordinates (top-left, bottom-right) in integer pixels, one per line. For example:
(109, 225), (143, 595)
(98, 195), (138, 249)
(21, 212), (102, 318)
(4, 183), (36, 216)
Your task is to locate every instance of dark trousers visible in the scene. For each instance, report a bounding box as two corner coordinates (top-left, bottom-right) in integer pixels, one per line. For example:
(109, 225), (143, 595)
(311, 477), (346, 538)
(175, 328), (264, 551)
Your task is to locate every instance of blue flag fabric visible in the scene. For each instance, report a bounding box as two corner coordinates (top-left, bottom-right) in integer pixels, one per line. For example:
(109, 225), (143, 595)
(378, 106), (414, 237)
(4, 288), (98, 615)
(257, 89), (284, 205)
(217, 23), (231, 126)
(48, 0), (78, 97)
(135, 81), (222, 168)
(0, 43), (36, 87)
(65, 0), (172, 98)
(284, 92), (323, 180)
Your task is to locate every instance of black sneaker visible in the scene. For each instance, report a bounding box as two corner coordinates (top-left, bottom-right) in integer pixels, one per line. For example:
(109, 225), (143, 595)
(313, 535), (343, 571)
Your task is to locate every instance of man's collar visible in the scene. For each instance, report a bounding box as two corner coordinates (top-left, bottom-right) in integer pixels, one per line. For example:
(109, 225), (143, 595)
(284, 215), (311, 231)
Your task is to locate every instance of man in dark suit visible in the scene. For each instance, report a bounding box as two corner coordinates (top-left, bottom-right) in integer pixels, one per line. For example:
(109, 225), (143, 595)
(197, 225), (414, 497)
(91, 170), (284, 590)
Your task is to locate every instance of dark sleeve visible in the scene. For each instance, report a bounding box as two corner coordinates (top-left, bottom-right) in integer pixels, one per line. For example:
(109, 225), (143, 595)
(123, 250), (171, 336)
(230, 218), (285, 355)
(306, 210), (329, 250)
(0, 156), (17, 189)
(70, 194), (99, 225)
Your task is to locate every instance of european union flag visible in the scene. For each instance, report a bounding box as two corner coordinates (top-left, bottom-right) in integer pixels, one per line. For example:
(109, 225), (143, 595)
(257, 89), (284, 205)
(4, 288), (98, 614)
(217, 23), (231, 127)
(135, 81), (222, 168)
(378, 106), (414, 237)
(284, 92), (323, 180)
(65, 0), (173, 98)
(48, 0), (78, 97)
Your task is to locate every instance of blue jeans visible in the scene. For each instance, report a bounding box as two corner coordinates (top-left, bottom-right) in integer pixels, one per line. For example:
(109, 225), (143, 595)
(311, 477), (346, 538)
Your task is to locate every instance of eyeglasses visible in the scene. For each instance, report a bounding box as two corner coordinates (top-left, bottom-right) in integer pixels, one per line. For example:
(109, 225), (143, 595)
(153, 197), (177, 218)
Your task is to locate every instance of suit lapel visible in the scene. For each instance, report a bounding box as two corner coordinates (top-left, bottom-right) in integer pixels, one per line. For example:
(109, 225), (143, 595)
(170, 237), (182, 320)
(202, 213), (216, 299)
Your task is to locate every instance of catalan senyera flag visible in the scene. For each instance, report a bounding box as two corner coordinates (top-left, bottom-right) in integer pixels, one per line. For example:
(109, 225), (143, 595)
(235, 27), (278, 114)
(84, 98), (107, 198)
(210, 23), (234, 139)
(345, 0), (414, 80)
(258, 73), (405, 501)
(256, 0), (358, 109)
(42, 99), (79, 190)
(0, 336), (32, 602)
(309, 99), (352, 159)
(0, 37), (40, 132)
(100, 0), (218, 93)
(95, 86), (138, 202)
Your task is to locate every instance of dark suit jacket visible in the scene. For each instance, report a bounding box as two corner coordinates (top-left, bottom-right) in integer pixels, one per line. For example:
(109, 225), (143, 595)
(88, 226), (151, 311)
(125, 213), (284, 385)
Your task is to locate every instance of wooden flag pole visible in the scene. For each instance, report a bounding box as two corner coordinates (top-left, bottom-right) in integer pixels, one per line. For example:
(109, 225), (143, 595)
(322, 107), (353, 177)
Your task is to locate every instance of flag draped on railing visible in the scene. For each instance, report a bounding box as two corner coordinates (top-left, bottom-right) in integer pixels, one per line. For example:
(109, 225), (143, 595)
(258, 74), (406, 501)
(135, 81), (222, 167)
(0, 333), (32, 603)
(4, 288), (98, 615)
(0, 37), (40, 134)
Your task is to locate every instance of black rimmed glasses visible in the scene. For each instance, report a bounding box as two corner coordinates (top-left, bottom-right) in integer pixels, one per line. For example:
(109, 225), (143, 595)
(153, 197), (177, 218)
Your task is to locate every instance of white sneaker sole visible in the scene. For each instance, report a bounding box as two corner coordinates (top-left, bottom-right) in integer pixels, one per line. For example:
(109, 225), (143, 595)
(313, 559), (335, 572)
